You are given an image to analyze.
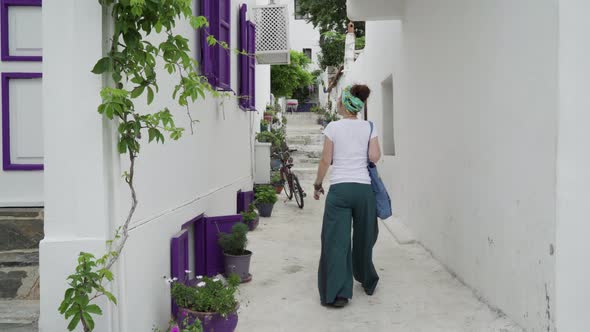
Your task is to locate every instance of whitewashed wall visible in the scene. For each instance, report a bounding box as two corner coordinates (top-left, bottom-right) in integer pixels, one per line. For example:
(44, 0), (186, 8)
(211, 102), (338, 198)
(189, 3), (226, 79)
(346, 2), (558, 331)
(280, 0), (321, 71)
(40, 1), (267, 331)
(555, 0), (590, 330)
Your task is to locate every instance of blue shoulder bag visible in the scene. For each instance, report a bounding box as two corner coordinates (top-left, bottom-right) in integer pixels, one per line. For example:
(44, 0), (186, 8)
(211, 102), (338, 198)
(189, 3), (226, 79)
(367, 121), (392, 219)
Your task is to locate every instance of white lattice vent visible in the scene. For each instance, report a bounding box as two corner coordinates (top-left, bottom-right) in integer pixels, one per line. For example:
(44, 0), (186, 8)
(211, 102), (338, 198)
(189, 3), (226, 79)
(252, 4), (290, 65)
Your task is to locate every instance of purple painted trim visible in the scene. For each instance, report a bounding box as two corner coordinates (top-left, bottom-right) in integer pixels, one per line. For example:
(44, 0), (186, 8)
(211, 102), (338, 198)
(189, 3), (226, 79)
(204, 214), (242, 276)
(181, 213), (204, 230)
(1, 0), (42, 62)
(170, 229), (189, 317)
(1, 72), (42, 171)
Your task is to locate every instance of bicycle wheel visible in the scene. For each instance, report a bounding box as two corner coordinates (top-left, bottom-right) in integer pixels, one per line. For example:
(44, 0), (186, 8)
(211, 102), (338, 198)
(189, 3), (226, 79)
(292, 175), (304, 209)
(283, 173), (293, 200)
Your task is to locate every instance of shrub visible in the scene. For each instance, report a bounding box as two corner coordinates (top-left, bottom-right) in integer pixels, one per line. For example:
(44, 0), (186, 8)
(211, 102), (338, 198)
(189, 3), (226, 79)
(255, 185), (278, 204)
(218, 223), (249, 256)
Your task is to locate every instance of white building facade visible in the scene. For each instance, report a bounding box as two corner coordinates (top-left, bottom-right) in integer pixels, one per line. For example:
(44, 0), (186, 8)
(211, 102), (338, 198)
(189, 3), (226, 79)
(343, 0), (590, 331)
(38, 1), (271, 331)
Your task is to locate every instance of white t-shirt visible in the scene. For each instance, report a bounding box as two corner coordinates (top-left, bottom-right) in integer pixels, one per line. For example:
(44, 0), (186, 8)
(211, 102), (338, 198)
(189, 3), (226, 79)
(323, 119), (378, 185)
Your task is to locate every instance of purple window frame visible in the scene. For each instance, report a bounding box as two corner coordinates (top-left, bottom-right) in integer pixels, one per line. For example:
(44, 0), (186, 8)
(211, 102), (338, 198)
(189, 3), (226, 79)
(247, 22), (256, 111)
(1, 72), (43, 171)
(1, 0), (42, 62)
(238, 4), (249, 110)
(200, 0), (231, 91)
(170, 229), (189, 317)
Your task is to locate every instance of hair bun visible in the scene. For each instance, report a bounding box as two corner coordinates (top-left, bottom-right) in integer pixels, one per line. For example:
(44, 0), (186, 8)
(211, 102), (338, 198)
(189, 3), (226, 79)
(350, 84), (371, 102)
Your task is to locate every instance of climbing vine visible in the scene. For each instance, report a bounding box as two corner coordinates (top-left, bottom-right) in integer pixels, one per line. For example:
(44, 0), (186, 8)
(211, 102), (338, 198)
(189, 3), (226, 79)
(58, 0), (233, 330)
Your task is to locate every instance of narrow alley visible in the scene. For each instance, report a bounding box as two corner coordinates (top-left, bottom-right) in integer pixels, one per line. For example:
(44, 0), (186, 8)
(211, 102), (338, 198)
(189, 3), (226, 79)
(237, 113), (522, 331)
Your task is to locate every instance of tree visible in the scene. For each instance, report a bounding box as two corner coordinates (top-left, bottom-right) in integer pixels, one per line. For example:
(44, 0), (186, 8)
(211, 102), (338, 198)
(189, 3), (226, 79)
(298, 0), (365, 36)
(271, 51), (314, 98)
(318, 31), (366, 70)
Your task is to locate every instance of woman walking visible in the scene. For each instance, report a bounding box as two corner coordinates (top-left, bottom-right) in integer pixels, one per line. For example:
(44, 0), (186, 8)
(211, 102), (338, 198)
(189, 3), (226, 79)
(314, 84), (381, 308)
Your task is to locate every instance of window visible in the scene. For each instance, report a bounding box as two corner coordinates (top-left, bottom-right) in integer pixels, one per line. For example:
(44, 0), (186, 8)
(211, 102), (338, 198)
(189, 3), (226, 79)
(303, 48), (312, 60)
(239, 4), (257, 111)
(201, 0), (231, 90)
(294, 0), (309, 20)
(381, 75), (395, 156)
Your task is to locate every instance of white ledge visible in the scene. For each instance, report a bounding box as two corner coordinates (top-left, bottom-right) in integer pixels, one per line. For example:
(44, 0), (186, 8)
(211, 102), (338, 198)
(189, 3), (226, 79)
(347, 0), (404, 21)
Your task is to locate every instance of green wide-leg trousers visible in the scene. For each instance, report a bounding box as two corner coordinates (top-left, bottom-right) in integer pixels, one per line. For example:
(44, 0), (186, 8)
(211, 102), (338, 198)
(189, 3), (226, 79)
(318, 183), (379, 305)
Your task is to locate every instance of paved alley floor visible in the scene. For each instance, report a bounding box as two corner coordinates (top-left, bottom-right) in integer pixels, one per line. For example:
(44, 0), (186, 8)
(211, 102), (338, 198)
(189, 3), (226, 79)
(237, 113), (522, 332)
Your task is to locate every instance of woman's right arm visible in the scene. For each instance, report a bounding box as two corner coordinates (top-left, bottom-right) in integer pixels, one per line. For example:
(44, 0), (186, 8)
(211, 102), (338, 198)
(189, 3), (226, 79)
(368, 137), (381, 163)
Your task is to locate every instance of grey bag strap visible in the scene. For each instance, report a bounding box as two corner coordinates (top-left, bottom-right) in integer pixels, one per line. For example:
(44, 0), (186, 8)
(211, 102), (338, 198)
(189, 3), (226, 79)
(367, 121), (373, 163)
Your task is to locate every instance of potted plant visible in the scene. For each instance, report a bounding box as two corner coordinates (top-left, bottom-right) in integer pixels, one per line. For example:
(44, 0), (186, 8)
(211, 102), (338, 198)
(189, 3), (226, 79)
(155, 317), (203, 332)
(271, 171), (285, 194)
(263, 105), (274, 122)
(171, 274), (240, 332)
(260, 120), (269, 132)
(218, 223), (252, 283)
(240, 203), (259, 231)
(255, 185), (278, 217)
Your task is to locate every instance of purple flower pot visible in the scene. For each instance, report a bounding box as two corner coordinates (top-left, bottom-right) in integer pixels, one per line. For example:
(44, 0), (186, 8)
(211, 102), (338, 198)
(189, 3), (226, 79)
(178, 308), (238, 332)
(245, 215), (259, 231)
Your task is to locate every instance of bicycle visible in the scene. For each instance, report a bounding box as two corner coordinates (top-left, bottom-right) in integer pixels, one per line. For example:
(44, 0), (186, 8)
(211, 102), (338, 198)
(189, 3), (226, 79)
(273, 149), (305, 209)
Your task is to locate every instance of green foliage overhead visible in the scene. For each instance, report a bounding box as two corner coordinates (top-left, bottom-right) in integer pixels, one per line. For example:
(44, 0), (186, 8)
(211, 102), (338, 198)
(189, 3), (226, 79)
(271, 50), (313, 98)
(298, 0), (365, 36)
(318, 31), (366, 70)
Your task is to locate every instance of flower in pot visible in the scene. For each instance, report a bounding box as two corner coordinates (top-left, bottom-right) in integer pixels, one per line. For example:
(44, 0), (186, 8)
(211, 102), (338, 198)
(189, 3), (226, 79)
(218, 223), (252, 283)
(171, 274), (241, 332)
(255, 185), (278, 217)
(155, 317), (203, 332)
(271, 171), (285, 194)
(240, 203), (259, 231)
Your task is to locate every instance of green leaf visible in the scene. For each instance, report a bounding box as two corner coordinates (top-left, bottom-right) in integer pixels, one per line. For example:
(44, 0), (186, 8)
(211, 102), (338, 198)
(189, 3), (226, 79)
(147, 86), (154, 105)
(67, 313), (81, 331)
(85, 304), (103, 316)
(148, 128), (158, 143)
(130, 86), (145, 98)
(112, 71), (122, 83)
(83, 312), (95, 331)
(117, 140), (128, 154)
(91, 57), (113, 75)
(104, 291), (118, 305)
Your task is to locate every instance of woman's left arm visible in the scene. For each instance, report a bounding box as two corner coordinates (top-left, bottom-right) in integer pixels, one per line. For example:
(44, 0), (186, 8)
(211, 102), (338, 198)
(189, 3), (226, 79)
(313, 137), (333, 199)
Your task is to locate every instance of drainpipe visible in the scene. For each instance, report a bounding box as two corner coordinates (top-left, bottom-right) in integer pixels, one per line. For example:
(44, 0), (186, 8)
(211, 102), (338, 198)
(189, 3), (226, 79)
(344, 22), (356, 72)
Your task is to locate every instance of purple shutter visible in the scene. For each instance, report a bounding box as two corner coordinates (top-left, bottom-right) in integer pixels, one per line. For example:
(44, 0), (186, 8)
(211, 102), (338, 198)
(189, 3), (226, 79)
(239, 5), (249, 109)
(248, 22), (256, 110)
(203, 215), (242, 276)
(216, 0), (231, 90)
(200, 0), (217, 87)
(237, 190), (255, 213)
(170, 230), (189, 317)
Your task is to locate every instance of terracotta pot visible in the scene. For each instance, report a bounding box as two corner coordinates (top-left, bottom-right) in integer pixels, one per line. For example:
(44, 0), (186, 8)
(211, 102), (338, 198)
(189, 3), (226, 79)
(178, 307), (238, 332)
(275, 185), (284, 194)
(263, 113), (273, 122)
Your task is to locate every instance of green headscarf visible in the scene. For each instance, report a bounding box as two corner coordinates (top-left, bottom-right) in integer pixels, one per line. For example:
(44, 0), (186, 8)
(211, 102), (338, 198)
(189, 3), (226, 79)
(341, 85), (365, 113)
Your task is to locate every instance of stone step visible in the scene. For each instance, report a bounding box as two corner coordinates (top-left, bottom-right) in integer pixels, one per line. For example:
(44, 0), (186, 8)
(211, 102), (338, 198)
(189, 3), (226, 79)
(0, 300), (39, 332)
